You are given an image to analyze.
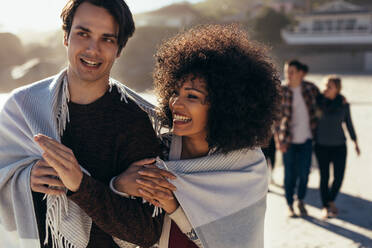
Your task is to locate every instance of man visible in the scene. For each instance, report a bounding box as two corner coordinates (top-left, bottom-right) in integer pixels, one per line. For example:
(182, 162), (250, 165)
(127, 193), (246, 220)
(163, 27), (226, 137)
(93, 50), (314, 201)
(0, 1), (175, 247)
(275, 60), (319, 217)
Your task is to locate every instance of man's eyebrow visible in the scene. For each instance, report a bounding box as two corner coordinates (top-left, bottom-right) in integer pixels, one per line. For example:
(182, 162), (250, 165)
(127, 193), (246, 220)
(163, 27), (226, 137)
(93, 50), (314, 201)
(75, 25), (90, 33)
(102, 33), (118, 39)
(74, 26), (118, 39)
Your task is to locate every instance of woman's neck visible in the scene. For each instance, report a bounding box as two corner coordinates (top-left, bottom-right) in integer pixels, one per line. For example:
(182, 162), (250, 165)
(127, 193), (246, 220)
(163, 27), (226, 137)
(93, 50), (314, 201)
(181, 135), (209, 159)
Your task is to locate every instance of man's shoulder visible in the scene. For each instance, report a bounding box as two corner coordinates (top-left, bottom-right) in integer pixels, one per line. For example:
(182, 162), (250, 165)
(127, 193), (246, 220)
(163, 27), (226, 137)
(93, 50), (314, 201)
(10, 75), (57, 99)
(109, 80), (155, 115)
(109, 85), (149, 117)
(302, 80), (319, 90)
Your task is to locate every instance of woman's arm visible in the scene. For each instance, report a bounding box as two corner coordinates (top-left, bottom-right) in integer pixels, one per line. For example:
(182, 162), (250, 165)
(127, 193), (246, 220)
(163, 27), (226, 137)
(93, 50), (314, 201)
(168, 206), (203, 248)
(344, 104), (360, 155)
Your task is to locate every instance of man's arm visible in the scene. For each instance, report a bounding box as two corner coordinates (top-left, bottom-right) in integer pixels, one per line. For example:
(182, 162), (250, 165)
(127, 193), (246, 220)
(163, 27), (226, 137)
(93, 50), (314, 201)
(34, 132), (166, 247)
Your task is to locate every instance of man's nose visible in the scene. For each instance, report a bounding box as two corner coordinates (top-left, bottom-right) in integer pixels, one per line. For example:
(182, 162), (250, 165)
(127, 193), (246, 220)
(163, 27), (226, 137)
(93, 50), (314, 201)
(86, 39), (100, 54)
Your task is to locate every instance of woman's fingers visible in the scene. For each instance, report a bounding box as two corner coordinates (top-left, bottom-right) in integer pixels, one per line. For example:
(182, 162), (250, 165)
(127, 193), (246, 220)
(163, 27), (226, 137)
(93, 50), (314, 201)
(136, 176), (176, 192)
(138, 167), (176, 180)
(132, 158), (156, 166)
(137, 182), (174, 200)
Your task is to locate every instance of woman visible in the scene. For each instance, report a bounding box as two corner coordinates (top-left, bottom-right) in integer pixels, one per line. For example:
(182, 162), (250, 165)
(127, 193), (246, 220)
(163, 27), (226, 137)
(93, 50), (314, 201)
(113, 24), (281, 248)
(315, 75), (360, 219)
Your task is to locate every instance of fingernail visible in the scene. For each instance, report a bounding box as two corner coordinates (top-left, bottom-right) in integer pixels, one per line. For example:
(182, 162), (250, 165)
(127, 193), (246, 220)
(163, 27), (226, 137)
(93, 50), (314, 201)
(136, 179), (143, 184)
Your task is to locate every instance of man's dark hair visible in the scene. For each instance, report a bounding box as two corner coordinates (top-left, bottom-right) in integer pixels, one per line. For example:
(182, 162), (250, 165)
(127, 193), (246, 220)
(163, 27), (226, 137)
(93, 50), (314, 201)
(285, 59), (303, 71)
(61, 0), (135, 55)
(300, 63), (309, 73)
(154, 24), (282, 153)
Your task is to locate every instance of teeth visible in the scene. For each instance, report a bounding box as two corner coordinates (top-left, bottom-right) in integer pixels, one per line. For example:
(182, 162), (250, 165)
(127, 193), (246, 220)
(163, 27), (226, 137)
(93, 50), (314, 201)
(81, 58), (100, 66)
(173, 114), (191, 122)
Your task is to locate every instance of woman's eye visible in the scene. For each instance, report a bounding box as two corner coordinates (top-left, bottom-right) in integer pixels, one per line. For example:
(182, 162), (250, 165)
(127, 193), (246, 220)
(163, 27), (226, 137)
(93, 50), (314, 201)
(187, 94), (198, 99)
(172, 90), (179, 96)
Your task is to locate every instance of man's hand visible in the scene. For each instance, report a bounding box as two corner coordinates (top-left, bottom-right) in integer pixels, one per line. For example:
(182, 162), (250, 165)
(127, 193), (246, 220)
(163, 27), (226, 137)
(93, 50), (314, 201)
(34, 134), (83, 192)
(277, 143), (288, 153)
(30, 159), (65, 195)
(114, 158), (177, 200)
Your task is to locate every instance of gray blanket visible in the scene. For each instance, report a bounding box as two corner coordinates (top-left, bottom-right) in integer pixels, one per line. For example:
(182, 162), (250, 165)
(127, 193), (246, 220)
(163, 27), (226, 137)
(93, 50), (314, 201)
(156, 134), (268, 248)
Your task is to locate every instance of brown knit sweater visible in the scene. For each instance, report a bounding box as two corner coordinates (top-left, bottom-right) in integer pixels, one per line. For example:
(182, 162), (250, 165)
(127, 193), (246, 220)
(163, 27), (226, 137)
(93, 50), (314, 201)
(32, 86), (164, 248)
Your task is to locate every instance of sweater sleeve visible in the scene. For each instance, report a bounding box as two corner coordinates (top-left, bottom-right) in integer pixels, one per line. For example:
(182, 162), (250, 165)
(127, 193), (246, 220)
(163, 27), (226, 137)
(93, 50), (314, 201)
(169, 207), (203, 248)
(69, 174), (164, 248)
(344, 104), (357, 141)
(68, 107), (164, 247)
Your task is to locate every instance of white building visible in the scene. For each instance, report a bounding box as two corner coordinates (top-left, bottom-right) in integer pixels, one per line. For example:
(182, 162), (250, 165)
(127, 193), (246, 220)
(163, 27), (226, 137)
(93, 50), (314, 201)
(281, 0), (372, 45)
(281, 0), (372, 72)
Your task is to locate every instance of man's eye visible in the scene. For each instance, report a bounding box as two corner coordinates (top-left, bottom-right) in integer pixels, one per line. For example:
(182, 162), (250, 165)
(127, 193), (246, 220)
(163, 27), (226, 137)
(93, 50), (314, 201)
(104, 38), (114, 43)
(78, 32), (88, 37)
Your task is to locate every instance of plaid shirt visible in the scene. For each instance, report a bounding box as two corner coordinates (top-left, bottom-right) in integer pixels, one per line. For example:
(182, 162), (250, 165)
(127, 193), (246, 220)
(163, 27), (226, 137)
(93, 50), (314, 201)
(275, 80), (320, 146)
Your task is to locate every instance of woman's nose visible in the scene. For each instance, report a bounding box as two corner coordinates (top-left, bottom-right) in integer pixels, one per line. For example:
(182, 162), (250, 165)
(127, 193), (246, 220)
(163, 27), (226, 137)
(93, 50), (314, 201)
(171, 96), (184, 109)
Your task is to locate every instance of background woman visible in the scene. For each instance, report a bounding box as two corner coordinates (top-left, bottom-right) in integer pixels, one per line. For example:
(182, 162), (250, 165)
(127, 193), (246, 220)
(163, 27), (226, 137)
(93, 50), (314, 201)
(315, 75), (360, 218)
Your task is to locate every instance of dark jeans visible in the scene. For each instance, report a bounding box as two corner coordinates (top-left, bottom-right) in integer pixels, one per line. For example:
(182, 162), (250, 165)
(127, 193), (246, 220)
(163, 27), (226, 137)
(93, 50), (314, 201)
(283, 139), (312, 206)
(315, 144), (347, 208)
(262, 137), (276, 170)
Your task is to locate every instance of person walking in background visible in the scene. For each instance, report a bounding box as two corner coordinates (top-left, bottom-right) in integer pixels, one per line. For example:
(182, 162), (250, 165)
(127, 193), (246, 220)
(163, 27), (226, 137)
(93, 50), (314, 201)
(262, 134), (276, 183)
(299, 63), (309, 80)
(315, 75), (360, 219)
(275, 60), (319, 217)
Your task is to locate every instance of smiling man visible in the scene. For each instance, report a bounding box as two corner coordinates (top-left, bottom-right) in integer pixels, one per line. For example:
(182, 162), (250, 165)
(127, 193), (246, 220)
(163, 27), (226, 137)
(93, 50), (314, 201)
(0, 1), (175, 248)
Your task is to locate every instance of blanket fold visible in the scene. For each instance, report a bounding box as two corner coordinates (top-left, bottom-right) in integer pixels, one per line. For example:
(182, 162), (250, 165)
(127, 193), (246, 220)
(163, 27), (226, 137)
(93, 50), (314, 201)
(156, 135), (268, 248)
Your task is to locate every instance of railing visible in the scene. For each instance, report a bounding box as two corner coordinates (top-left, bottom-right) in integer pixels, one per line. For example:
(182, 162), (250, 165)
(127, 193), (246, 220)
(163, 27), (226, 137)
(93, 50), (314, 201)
(283, 27), (372, 35)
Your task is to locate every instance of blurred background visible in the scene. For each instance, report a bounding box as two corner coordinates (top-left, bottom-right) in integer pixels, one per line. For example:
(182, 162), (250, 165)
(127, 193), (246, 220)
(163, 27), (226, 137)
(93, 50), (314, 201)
(0, 0), (371, 247)
(0, 0), (371, 93)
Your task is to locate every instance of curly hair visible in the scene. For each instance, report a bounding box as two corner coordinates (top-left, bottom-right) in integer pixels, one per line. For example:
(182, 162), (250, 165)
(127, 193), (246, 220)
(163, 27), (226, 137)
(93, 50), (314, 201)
(154, 24), (282, 153)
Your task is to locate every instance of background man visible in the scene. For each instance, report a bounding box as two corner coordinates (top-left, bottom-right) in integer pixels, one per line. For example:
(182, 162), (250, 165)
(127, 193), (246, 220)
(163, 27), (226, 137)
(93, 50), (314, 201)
(275, 60), (319, 217)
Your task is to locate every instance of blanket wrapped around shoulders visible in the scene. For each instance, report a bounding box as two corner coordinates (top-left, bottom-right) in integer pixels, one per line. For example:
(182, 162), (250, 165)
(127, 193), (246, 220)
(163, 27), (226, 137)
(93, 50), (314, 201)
(0, 69), (158, 248)
(156, 134), (268, 248)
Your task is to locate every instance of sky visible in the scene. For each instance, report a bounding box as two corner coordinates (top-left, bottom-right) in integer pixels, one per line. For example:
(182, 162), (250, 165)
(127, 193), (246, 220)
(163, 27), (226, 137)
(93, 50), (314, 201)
(0, 0), (203, 34)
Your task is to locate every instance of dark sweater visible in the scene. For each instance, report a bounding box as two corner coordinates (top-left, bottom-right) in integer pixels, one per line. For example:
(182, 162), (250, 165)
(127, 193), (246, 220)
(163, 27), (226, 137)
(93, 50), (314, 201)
(32, 86), (164, 248)
(316, 94), (357, 146)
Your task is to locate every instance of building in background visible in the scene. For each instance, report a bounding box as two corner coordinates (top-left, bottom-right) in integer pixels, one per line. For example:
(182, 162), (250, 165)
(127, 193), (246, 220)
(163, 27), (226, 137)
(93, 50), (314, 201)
(281, 0), (372, 72)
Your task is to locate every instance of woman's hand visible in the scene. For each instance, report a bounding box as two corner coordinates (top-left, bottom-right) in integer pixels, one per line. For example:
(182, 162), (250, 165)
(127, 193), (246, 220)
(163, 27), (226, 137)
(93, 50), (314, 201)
(137, 179), (179, 214)
(354, 142), (361, 156)
(114, 158), (177, 199)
